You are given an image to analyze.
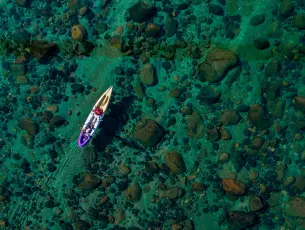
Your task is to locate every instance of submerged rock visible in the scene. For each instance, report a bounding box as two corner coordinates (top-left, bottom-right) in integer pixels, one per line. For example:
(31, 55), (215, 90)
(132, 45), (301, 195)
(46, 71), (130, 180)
(133, 118), (164, 146)
(30, 40), (59, 63)
(221, 109), (240, 126)
(295, 96), (305, 112)
(74, 219), (91, 230)
(12, 29), (31, 44)
(293, 14), (305, 30)
(186, 111), (205, 138)
(78, 172), (101, 191)
(49, 116), (67, 128)
(196, 85), (221, 104)
(164, 151), (186, 174)
(124, 182), (142, 202)
(250, 14), (265, 26)
(163, 187), (185, 199)
(128, 1), (156, 23)
(248, 104), (270, 130)
(222, 178), (246, 195)
(139, 63), (157, 86)
(226, 211), (258, 229)
(19, 117), (39, 135)
(280, 0), (295, 17)
(209, 4), (224, 16)
(164, 16), (178, 38)
(197, 48), (238, 83)
(249, 195), (265, 212)
(285, 196), (305, 218)
(253, 37), (270, 50)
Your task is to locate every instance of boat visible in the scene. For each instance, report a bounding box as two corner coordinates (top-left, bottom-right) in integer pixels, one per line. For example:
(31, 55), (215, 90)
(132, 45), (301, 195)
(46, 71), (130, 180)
(78, 86), (113, 147)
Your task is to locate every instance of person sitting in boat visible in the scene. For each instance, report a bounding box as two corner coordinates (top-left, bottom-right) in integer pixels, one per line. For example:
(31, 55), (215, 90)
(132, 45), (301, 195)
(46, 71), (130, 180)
(94, 107), (103, 116)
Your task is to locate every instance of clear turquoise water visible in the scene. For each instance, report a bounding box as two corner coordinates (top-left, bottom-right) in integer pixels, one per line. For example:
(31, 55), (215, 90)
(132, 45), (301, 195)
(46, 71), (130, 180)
(1, 0), (305, 229)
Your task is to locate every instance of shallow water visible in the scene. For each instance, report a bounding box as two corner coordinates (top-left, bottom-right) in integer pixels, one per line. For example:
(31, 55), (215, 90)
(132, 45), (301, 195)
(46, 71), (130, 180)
(1, 0), (305, 229)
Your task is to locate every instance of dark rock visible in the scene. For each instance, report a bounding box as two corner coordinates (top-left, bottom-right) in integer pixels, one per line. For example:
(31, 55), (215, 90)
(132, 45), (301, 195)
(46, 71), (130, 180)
(96, 22), (109, 33)
(41, 111), (54, 123)
(295, 96), (305, 112)
(221, 109), (240, 126)
(250, 14), (265, 26)
(196, 85), (221, 104)
(249, 195), (265, 212)
(253, 38), (270, 50)
(248, 104), (270, 130)
(74, 219), (91, 230)
(11, 63), (26, 76)
(78, 172), (101, 191)
(265, 59), (281, 76)
(145, 23), (160, 37)
(197, 48), (238, 82)
(76, 41), (95, 55)
(186, 111), (205, 138)
(206, 127), (220, 142)
(292, 14), (305, 30)
(49, 116), (67, 128)
(30, 40), (59, 63)
(71, 83), (85, 93)
(12, 29), (31, 44)
(231, 150), (246, 173)
(19, 117), (39, 135)
(139, 63), (157, 85)
(60, 222), (73, 230)
(133, 118), (164, 146)
(16, 0), (31, 7)
(124, 182), (142, 202)
(39, 133), (56, 147)
(164, 151), (186, 174)
(2, 62), (10, 70)
(114, 66), (124, 75)
(226, 211), (258, 229)
(209, 4), (224, 16)
(280, 0), (295, 17)
(164, 16), (178, 38)
(128, 1), (156, 23)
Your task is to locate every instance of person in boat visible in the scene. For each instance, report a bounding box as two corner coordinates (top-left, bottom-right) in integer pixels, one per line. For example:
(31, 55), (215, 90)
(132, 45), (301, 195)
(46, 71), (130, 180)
(94, 107), (103, 116)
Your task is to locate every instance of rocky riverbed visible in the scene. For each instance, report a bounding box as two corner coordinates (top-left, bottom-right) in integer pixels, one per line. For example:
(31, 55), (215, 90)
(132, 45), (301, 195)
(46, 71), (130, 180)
(1, 0), (305, 229)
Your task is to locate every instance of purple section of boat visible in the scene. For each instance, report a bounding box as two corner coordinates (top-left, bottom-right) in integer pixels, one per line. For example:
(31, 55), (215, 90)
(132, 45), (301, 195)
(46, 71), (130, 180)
(78, 131), (92, 147)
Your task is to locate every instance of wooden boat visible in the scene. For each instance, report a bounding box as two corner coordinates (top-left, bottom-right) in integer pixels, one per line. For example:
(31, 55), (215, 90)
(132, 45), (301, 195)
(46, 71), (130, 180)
(77, 86), (113, 147)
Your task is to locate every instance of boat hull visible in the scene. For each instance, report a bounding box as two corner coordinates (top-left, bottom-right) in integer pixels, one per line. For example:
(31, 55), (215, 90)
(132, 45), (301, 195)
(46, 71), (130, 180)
(77, 86), (113, 147)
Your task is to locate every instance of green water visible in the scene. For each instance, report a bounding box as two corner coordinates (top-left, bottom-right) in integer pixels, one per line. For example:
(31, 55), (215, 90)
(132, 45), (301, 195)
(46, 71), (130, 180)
(1, 0), (305, 229)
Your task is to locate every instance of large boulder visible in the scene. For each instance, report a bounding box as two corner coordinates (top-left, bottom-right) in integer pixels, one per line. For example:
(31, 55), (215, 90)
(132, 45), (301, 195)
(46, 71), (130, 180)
(128, 1), (156, 23)
(196, 85), (221, 104)
(293, 14), (305, 30)
(19, 117), (39, 135)
(133, 118), (164, 146)
(186, 111), (205, 138)
(226, 211), (258, 229)
(49, 116), (67, 128)
(164, 151), (186, 174)
(30, 40), (59, 63)
(124, 182), (142, 202)
(222, 178), (246, 195)
(221, 109), (240, 126)
(248, 104), (270, 130)
(139, 63), (157, 86)
(77, 172), (101, 191)
(280, 0), (295, 17)
(197, 48), (238, 82)
(285, 196), (305, 218)
(12, 29), (31, 44)
(295, 96), (305, 112)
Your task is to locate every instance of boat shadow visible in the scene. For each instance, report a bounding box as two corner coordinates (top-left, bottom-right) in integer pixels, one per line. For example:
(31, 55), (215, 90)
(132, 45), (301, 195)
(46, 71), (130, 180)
(92, 95), (135, 152)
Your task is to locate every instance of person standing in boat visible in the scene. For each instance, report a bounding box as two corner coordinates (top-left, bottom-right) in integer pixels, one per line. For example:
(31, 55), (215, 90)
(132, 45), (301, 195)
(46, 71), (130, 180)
(83, 107), (104, 134)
